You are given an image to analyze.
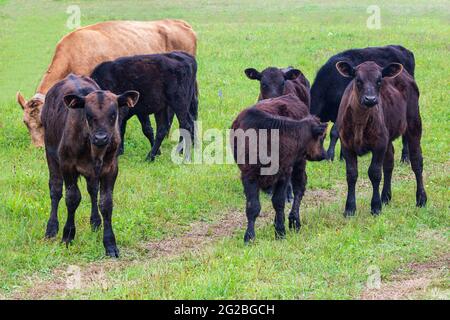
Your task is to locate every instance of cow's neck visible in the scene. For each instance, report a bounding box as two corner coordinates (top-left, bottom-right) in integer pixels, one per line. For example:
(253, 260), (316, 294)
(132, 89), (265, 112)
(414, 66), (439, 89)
(349, 94), (383, 147)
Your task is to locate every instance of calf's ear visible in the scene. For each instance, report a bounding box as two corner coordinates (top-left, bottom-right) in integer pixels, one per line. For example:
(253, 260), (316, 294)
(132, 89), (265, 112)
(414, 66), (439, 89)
(283, 68), (301, 80)
(311, 122), (328, 138)
(382, 63), (403, 78)
(118, 90), (140, 108)
(244, 68), (261, 80)
(17, 92), (27, 110)
(336, 61), (355, 78)
(64, 94), (85, 109)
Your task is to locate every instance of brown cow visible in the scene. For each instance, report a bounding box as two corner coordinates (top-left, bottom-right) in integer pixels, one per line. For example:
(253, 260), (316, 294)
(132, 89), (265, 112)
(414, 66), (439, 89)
(244, 66), (311, 107)
(42, 74), (139, 257)
(17, 19), (197, 147)
(244, 66), (311, 202)
(336, 61), (427, 217)
(231, 94), (327, 243)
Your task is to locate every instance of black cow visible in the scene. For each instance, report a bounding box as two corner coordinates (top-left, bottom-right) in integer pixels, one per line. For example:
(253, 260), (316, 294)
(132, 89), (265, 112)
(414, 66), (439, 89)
(92, 51), (198, 161)
(310, 45), (415, 162)
(41, 74), (139, 257)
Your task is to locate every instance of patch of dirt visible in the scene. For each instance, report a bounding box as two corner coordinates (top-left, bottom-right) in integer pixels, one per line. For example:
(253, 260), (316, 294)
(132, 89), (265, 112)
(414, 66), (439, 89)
(146, 210), (248, 258)
(361, 254), (449, 300)
(12, 209), (272, 300)
(303, 188), (339, 207)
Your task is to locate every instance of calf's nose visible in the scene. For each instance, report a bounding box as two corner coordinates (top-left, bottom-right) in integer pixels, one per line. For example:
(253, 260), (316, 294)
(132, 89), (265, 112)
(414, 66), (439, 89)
(93, 133), (108, 146)
(362, 95), (378, 107)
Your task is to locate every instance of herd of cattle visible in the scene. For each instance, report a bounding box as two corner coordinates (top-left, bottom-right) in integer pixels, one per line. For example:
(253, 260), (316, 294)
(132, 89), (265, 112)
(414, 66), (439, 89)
(16, 19), (427, 257)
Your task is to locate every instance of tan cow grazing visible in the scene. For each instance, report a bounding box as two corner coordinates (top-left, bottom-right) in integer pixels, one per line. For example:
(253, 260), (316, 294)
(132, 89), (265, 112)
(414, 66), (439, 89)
(16, 19), (197, 147)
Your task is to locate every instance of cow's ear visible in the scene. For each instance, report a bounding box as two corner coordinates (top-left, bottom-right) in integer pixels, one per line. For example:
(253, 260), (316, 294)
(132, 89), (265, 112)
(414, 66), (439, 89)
(118, 90), (140, 108)
(336, 61), (355, 78)
(17, 92), (27, 110)
(311, 122), (328, 138)
(283, 68), (301, 80)
(63, 94), (85, 109)
(382, 63), (403, 78)
(244, 68), (261, 80)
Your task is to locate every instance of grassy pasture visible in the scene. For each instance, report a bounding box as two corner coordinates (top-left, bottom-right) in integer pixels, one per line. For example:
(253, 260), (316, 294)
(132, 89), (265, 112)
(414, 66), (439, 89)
(0, 0), (448, 299)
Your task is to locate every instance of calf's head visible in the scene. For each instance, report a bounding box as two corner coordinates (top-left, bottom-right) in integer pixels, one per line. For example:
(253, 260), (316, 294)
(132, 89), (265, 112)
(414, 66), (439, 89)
(17, 92), (45, 147)
(245, 67), (301, 99)
(301, 117), (328, 161)
(336, 61), (403, 108)
(63, 90), (139, 149)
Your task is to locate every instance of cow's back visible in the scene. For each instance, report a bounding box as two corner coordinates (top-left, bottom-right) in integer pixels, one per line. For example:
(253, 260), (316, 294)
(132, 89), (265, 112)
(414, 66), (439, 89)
(311, 45), (415, 121)
(38, 20), (197, 93)
(257, 94), (310, 121)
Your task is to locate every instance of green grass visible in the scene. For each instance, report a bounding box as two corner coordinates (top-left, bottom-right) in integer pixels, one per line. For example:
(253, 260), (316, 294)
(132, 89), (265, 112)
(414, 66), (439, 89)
(0, 0), (449, 299)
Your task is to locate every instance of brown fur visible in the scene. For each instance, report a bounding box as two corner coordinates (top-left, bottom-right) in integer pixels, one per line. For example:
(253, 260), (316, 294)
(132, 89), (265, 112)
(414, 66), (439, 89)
(232, 95), (313, 189)
(41, 74), (139, 257)
(17, 19), (197, 147)
(336, 61), (426, 215)
(231, 94), (327, 242)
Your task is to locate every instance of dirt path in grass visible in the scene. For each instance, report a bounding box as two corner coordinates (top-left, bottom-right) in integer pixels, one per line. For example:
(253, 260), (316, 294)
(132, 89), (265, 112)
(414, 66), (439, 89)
(361, 254), (449, 300)
(11, 189), (338, 300)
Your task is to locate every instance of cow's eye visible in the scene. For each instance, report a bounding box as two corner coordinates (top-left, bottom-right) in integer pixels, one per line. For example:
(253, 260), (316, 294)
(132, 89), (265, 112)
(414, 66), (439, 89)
(110, 112), (116, 122)
(86, 113), (93, 122)
(376, 79), (382, 87)
(356, 79), (363, 87)
(262, 83), (268, 89)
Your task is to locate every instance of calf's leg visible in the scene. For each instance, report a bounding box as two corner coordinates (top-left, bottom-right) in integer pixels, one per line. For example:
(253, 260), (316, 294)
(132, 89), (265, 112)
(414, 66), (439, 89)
(86, 177), (101, 231)
(45, 159), (63, 238)
(100, 169), (119, 258)
(288, 160), (307, 232)
(381, 142), (394, 205)
(401, 135), (410, 164)
(118, 118), (127, 156)
(170, 94), (195, 159)
(343, 148), (358, 217)
(242, 177), (261, 243)
(146, 111), (169, 161)
(137, 113), (155, 149)
(62, 173), (81, 245)
(368, 148), (386, 215)
(327, 123), (339, 161)
(406, 126), (427, 207)
(272, 179), (288, 239)
(285, 179), (293, 203)
(166, 108), (175, 138)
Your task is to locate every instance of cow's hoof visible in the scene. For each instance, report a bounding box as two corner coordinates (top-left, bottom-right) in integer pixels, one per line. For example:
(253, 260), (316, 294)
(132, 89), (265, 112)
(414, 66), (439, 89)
(45, 220), (59, 238)
(62, 226), (76, 246)
(344, 210), (356, 218)
(416, 192), (427, 207)
(326, 151), (335, 162)
(105, 246), (120, 258)
(371, 208), (382, 216)
(400, 155), (410, 164)
(90, 217), (102, 231)
(145, 154), (156, 162)
(288, 217), (301, 232)
(275, 229), (286, 240)
(381, 191), (392, 205)
(244, 231), (255, 244)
